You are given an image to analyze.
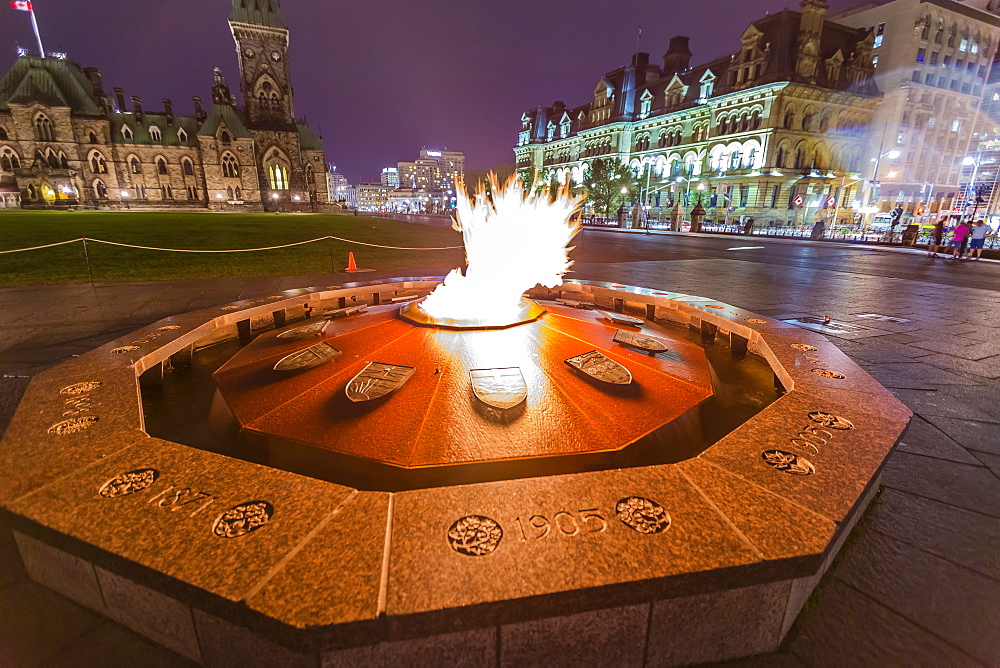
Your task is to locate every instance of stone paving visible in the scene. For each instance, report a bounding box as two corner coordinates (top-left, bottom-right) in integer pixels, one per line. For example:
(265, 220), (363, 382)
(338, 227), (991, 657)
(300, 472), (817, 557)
(0, 245), (998, 666)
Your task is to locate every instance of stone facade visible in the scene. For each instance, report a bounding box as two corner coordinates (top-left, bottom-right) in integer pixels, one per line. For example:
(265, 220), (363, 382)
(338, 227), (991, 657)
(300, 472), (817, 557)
(0, 0), (328, 211)
(515, 0), (885, 228)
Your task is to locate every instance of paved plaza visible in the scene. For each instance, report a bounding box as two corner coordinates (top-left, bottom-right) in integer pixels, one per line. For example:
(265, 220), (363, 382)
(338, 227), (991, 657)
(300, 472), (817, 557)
(1, 230), (998, 666)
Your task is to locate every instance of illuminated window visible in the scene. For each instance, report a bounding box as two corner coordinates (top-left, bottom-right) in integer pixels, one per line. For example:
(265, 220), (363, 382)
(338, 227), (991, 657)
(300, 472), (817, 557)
(960, 38), (968, 52)
(928, 116), (936, 127)
(872, 55), (879, 68)
(268, 164), (288, 190)
(951, 119), (962, 132)
(90, 152), (107, 174)
(130, 157), (141, 174)
(972, 42), (979, 54)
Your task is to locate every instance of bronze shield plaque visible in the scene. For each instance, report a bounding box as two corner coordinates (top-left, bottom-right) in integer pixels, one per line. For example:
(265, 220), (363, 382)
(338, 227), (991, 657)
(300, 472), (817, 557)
(613, 329), (668, 353)
(564, 350), (632, 385)
(470, 367), (528, 409)
(273, 341), (342, 371)
(599, 310), (643, 326)
(346, 362), (416, 402)
(276, 319), (331, 340)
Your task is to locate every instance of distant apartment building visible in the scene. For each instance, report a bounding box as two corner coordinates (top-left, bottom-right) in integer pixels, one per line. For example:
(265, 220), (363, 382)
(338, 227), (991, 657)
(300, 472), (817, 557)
(832, 0), (1000, 218)
(397, 148), (465, 190)
(381, 167), (399, 188)
(327, 165), (349, 201)
(356, 182), (392, 211)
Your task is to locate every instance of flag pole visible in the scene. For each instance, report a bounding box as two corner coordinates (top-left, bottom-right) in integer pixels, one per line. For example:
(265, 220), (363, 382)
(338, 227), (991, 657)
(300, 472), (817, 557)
(29, 5), (45, 58)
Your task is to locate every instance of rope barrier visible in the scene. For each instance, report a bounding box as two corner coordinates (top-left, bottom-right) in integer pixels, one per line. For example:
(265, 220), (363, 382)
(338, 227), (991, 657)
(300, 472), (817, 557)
(0, 238), (84, 254)
(0, 235), (463, 254)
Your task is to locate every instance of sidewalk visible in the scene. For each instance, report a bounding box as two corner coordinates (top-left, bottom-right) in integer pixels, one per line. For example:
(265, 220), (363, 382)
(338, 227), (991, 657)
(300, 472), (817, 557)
(586, 225), (1000, 262)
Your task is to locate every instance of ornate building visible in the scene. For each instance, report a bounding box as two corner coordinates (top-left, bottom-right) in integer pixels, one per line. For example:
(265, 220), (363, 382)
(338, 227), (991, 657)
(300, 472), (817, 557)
(515, 0), (883, 227)
(0, 0), (328, 211)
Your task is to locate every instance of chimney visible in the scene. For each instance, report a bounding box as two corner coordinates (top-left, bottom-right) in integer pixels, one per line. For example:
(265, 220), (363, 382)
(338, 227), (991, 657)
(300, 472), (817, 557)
(192, 96), (207, 125)
(163, 98), (174, 125)
(83, 67), (104, 94)
(131, 95), (143, 123)
(552, 100), (566, 116)
(114, 87), (126, 113)
(632, 52), (651, 86)
(663, 36), (692, 77)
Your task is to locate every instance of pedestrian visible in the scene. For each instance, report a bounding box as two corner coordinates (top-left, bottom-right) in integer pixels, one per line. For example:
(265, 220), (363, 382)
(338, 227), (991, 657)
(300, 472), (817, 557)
(969, 219), (993, 260)
(927, 217), (946, 257)
(947, 218), (971, 260)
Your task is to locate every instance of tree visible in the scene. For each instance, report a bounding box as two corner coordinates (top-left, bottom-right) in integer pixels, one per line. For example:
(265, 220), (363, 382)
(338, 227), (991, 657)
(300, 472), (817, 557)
(583, 158), (636, 216)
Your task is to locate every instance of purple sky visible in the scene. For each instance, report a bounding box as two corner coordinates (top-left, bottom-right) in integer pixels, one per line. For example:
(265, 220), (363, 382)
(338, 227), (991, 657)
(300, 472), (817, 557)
(1, 0), (856, 183)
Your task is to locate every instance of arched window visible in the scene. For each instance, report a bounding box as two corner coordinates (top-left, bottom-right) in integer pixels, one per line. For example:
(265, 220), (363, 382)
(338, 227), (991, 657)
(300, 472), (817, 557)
(270, 93), (280, 110)
(149, 126), (162, 142)
(178, 128), (188, 143)
(740, 114), (750, 132)
(802, 114), (813, 132)
(268, 164), (288, 190)
(752, 111), (761, 129)
(182, 158), (194, 176)
(221, 153), (240, 178)
(776, 146), (786, 168)
(2, 148), (20, 171)
(235, 186), (243, 200)
(794, 147), (806, 169)
(34, 115), (55, 141)
(156, 158), (168, 175)
(227, 186), (234, 200)
(122, 125), (133, 140)
(130, 157), (141, 174)
(89, 131), (98, 143)
(0, 127), (8, 140)
(220, 131), (231, 145)
(60, 154), (69, 169)
(729, 151), (741, 170)
(47, 152), (59, 169)
(783, 110), (795, 129)
(94, 181), (107, 199)
(258, 92), (267, 109)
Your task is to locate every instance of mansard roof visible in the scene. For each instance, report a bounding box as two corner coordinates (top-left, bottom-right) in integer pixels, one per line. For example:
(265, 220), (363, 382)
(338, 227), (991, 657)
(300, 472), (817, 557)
(296, 123), (323, 150)
(111, 113), (201, 147)
(0, 57), (101, 115)
(198, 104), (252, 139)
(229, 0), (287, 29)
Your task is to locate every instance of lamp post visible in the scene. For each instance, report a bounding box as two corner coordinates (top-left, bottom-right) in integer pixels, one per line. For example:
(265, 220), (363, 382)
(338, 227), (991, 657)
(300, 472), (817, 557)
(120, 190), (129, 210)
(271, 191), (279, 213)
(862, 147), (900, 232)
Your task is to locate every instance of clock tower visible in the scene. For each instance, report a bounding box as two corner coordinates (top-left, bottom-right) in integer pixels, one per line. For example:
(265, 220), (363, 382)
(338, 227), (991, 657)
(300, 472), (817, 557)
(229, 0), (295, 127)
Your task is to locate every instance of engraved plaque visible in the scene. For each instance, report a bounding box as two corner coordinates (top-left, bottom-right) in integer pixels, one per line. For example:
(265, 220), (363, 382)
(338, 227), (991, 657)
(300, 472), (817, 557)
(613, 329), (668, 353)
(212, 500), (274, 538)
(791, 343), (818, 351)
(156, 325), (181, 331)
(346, 362), (415, 402)
(746, 318), (767, 324)
(99, 469), (159, 498)
(704, 304), (724, 309)
(276, 319), (331, 340)
(615, 497), (670, 534)
(808, 412), (854, 430)
(273, 341), (342, 371)
(220, 305), (241, 311)
(762, 450), (815, 476)
(811, 368), (845, 379)
(565, 350), (632, 384)
(470, 367), (527, 409)
(599, 310), (643, 326)
(47, 415), (99, 434)
(110, 346), (139, 354)
(60, 381), (102, 395)
(447, 515), (503, 556)
(324, 304), (368, 318)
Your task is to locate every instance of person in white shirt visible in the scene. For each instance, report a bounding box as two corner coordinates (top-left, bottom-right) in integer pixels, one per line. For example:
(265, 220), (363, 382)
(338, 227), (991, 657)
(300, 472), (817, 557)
(969, 220), (993, 260)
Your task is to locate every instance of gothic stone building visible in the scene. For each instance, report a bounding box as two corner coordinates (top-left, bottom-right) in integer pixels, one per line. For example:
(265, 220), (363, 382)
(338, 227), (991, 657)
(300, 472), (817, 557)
(0, 0), (328, 211)
(515, 0), (883, 227)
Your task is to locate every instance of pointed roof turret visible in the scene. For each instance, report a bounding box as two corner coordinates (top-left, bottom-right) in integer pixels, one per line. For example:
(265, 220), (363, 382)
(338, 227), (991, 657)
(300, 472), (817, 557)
(229, 0), (286, 29)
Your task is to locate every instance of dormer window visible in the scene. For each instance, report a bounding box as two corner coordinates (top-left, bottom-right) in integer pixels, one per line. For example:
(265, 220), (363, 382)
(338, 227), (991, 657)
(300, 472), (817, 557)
(221, 130), (232, 145)
(546, 121), (555, 142)
(122, 125), (133, 140)
(149, 126), (161, 142)
(639, 90), (653, 118)
(699, 70), (716, 101)
(177, 128), (188, 143)
(559, 114), (572, 137)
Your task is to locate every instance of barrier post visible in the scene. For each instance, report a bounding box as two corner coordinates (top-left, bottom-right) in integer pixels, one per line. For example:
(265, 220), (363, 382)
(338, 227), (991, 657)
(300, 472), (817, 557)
(81, 238), (94, 286)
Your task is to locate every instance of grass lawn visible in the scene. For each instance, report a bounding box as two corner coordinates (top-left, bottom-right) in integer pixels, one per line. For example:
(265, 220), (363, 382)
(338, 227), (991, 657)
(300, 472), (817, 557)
(0, 210), (464, 285)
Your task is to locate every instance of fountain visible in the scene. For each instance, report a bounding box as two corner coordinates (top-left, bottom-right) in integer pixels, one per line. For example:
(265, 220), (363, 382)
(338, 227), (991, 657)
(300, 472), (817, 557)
(0, 177), (911, 665)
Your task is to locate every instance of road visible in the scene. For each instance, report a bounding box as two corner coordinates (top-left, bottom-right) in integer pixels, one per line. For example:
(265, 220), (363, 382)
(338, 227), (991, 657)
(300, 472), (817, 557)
(0, 231), (998, 666)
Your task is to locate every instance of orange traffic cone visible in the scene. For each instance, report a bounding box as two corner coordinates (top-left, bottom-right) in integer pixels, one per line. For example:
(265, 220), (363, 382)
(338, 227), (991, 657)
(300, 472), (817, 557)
(345, 251), (362, 272)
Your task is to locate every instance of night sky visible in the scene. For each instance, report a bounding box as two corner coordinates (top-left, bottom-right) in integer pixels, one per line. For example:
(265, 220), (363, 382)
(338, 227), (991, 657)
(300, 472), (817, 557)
(0, 0), (856, 183)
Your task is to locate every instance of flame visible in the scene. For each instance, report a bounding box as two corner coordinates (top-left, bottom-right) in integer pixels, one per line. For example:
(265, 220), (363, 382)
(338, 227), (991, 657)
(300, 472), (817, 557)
(420, 174), (583, 322)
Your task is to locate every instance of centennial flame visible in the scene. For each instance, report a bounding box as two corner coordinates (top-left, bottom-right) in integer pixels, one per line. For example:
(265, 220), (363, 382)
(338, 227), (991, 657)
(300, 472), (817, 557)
(420, 175), (583, 323)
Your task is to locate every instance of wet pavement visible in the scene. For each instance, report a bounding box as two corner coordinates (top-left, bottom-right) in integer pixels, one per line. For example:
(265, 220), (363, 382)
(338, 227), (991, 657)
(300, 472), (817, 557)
(1, 230), (998, 666)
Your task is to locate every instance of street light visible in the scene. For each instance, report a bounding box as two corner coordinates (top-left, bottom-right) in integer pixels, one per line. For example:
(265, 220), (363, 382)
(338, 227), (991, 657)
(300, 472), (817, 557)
(120, 190), (130, 210)
(862, 148), (901, 231)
